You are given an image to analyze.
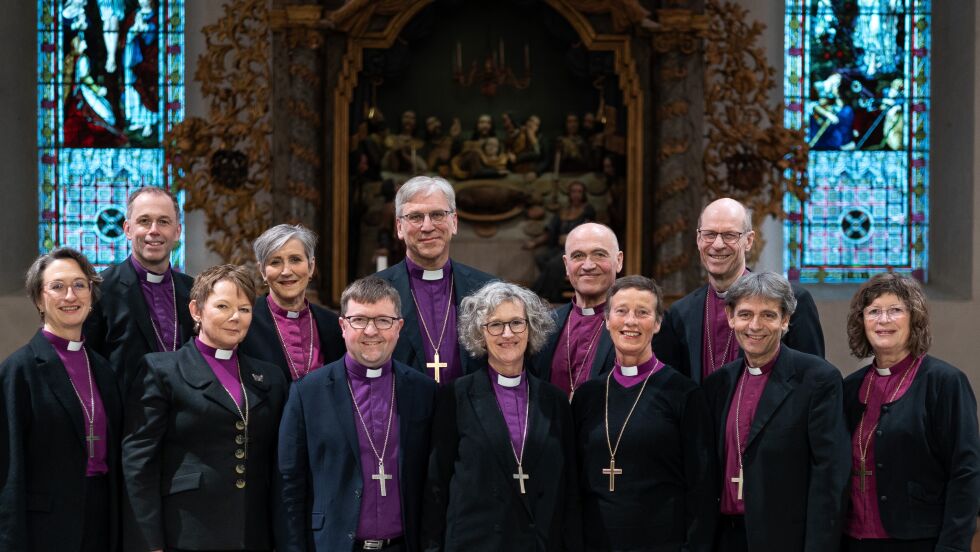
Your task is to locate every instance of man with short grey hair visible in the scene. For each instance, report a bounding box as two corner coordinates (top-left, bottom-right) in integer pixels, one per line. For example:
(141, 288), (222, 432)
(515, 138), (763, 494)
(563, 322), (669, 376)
(375, 175), (494, 384)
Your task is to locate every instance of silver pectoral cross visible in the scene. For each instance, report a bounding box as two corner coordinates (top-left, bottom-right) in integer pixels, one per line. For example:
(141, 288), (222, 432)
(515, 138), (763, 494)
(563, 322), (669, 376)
(372, 461), (393, 497)
(730, 468), (744, 500)
(513, 463), (529, 494)
(602, 457), (623, 492)
(85, 422), (100, 458)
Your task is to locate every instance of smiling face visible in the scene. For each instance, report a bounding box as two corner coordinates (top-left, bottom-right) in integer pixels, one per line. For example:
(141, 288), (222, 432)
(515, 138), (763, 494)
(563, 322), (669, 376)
(124, 191), (181, 274)
(38, 258), (92, 339)
(697, 199), (754, 291)
(190, 279), (253, 350)
(727, 295), (788, 367)
(563, 224), (623, 307)
(606, 288), (661, 365)
(863, 292), (911, 361)
(261, 238), (314, 310)
(341, 298), (404, 368)
(395, 191), (458, 269)
(483, 300), (528, 375)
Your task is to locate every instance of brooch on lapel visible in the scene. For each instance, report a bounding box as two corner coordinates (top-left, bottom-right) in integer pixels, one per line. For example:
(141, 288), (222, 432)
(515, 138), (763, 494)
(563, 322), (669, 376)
(252, 373), (264, 383)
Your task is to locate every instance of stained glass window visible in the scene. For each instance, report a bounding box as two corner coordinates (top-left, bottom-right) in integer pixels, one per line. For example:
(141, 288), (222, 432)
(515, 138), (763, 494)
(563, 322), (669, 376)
(38, 0), (185, 271)
(784, 0), (929, 283)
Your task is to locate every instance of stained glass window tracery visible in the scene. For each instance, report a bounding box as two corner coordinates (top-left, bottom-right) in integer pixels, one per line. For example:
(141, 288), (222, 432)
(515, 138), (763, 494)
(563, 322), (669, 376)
(38, 0), (185, 270)
(784, 0), (929, 283)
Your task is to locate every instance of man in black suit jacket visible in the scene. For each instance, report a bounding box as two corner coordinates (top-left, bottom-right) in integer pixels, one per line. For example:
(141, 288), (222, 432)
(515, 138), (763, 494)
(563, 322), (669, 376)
(84, 187), (194, 393)
(375, 176), (494, 383)
(702, 272), (849, 551)
(530, 223), (619, 399)
(653, 198), (824, 384)
(277, 277), (438, 552)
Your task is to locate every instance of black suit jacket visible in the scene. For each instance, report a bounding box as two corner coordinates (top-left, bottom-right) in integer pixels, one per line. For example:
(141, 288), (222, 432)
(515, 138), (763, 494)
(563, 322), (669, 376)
(422, 364), (583, 551)
(843, 355), (980, 549)
(84, 259), (195, 394)
(703, 346), (850, 552)
(0, 331), (123, 552)
(654, 282), (825, 384)
(529, 302), (615, 386)
(121, 341), (288, 551)
(276, 358), (438, 552)
(375, 259), (495, 376)
(239, 294), (347, 382)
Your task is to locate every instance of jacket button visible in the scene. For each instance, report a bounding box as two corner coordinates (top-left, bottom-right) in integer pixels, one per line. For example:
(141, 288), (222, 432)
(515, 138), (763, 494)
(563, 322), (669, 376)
(235, 479), (246, 489)
(348, 532), (355, 540)
(235, 464), (246, 474)
(235, 434), (246, 445)
(235, 449), (246, 459)
(876, 463), (883, 469)
(882, 405), (889, 412)
(236, 420), (246, 431)
(875, 430), (883, 436)
(355, 489), (361, 498)
(880, 495), (887, 502)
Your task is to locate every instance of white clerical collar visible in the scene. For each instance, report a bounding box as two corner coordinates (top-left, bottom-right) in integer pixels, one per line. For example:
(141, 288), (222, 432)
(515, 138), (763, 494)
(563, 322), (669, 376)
(67, 340), (83, 352)
(286, 310), (300, 319)
(620, 365), (638, 377)
(146, 271), (165, 284)
(366, 367), (383, 378)
(422, 268), (444, 281)
(875, 366), (892, 376)
(497, 373), (522, 387)
(581, 307), (596, 316)
(746, 366), (764, 376)
(215, 348), (234, 360)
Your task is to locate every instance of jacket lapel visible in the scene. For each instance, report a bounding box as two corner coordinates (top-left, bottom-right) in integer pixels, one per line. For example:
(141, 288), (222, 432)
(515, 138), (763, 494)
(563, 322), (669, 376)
(590, 328), (614, 379)
(176, 343), (242, 417)
(174, 271), (194, 346)
(684, 285), (708, 384)
(452, 263), (489, 375)
(32, 332), (86, 452)
(716, 366), (739, 467)
(389, 263), (424, 370)
(240, 354), (270, 411)
(394, 362), (418, 481)
(744, 350), (795, 450)
(534, 303), (571, 382)
(121, 260), (160, 352)
(253, 296), (290, 371)
(90, 351), (121, 445)
(326, 360), (362, 461)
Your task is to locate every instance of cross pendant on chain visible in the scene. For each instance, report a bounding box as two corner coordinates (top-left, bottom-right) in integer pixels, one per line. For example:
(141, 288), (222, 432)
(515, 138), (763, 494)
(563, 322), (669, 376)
(855, 458), (873, 493)
(372, 462), (393, 497)
(602, 457), (623, 492)
(426, 351), (448, 384)
(85, 422), (100, 458)
(513, 464), (529, 494)
(731, 468), (744, 500)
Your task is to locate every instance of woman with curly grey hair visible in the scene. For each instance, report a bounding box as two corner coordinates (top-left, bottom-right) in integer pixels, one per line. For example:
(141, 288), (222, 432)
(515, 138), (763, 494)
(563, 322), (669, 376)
(841, 272), (980, 551)
(422, 281), (582, 551)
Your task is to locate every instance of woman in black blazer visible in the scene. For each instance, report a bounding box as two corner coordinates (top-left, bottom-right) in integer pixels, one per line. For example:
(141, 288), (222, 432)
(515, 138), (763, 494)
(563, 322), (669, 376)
(122, 264), (288, 552)
(0, 247), (122, 552)
(239, 224), (345, 381)
(422, 281), (582, 552)
(842, 272), (980, 551)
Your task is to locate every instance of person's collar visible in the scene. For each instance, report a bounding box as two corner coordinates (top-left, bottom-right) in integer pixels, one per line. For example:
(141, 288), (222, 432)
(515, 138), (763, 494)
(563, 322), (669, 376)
(129, 256), (172, 284)
(267, 294), (307, 319)
(345, 353), (392, 379)
(406, 257), (452, 281)
(194, 337), (235, 360)
(708, 267), (751, 296)
(745, 346), (779, 376)
(874, 352), (914, 377)
(572, 301), (605, 317)
(41, 329), (84, 352)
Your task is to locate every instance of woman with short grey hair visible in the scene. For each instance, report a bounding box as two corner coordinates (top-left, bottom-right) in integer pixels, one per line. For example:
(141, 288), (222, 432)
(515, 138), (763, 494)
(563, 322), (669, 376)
(423, 281), (582, 550)
(239, 224), (346, 382)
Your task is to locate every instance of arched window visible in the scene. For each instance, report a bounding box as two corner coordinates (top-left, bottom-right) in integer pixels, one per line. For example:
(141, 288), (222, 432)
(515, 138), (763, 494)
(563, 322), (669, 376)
(784, 0), (929, 283)
(37, 0), (184, 270)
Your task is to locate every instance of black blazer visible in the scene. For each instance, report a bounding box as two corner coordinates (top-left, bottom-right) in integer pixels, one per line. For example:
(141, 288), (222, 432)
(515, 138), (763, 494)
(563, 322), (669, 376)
(654, 282), (825, 384)
(84, 259), (195, 393)
(239, 294), (347, 382)
(703, 346), (850, 551)
(422, 364), (583, 551)
(375, 260), (495, 376)
(0, 330), (123, 552)
(843, 355), (980, 548)
(276, 358), (438, 552)
(121, 341), (288, 551)
(529, 302), (615, 385)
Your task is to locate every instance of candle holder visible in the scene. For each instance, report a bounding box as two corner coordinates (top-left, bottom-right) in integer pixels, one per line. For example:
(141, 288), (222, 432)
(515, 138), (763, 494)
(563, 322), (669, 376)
(452, 39), (531, 97)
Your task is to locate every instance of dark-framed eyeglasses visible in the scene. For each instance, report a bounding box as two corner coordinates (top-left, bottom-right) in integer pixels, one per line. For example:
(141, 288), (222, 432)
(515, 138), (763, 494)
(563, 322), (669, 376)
(697, 229), (745, 245)
(342, 315), (401, 330)
(398, 210), (454, 226)
(483, 319), (528, 336)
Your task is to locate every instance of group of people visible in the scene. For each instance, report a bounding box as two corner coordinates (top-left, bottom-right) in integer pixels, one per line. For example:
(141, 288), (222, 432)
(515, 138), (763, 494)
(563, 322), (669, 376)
(1, 179), (978, 552)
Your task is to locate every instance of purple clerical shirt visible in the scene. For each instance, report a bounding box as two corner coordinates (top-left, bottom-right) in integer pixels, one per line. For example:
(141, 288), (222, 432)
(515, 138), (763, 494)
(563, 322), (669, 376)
(405, 258), (461, 384)
(489, 368), (530, 459)
(612, 354), (664, 388)
(550, 302), (605, 397)
(845, 354), (922, 539)
(721, 348), (780, 515)
(42, 330), (109, 476)
(130, 256), (179, 352)
(194, 338), (243, 406)
(701, 285), (741, 381)
(267, 296), (323, 380)
(345, 354), (404, 539)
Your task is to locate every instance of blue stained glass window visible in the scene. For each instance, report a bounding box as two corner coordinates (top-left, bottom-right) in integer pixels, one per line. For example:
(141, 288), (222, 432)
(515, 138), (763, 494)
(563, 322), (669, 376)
(37, 0), (185, 271)
(784, 0), (929, 283)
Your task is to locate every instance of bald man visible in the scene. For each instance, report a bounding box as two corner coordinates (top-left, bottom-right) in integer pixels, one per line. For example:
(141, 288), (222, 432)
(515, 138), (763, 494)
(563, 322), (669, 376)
(653, 198), (824, 384)
(531, 223), (621, 400)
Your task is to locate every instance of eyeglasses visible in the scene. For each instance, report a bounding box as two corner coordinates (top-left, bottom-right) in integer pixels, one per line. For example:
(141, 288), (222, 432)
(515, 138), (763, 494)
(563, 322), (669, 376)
(697, 229), (745, 245)
(483, 319), (528, 336)
(398, 210), (454, 226)
(342, 315), (401, 330)
(863, 306), (908, 321)
(45, 280), (91, 297)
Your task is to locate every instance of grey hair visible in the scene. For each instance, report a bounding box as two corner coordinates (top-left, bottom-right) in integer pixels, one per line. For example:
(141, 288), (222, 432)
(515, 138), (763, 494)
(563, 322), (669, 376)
(458, 281), (555, 357)
(724, 271), (797, 319)
(394, 175), (456, 217)
(340, 276), (402, 318)
(252, 224), (317, 268)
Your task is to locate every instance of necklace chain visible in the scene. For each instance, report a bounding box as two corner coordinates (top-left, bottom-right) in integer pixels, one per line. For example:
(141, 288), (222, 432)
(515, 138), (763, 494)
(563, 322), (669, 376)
(149, 276), (178, 352)
(347, 370), (397, 469)
(270, 298), (315, 380)
(64, 344), (97, 456)
(410, 277), (454, 367)
(604, 361), (660, 462)
(565, 312), (603, 400)
(705, 289), (734, 373)
(504, 378), (531, 468)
